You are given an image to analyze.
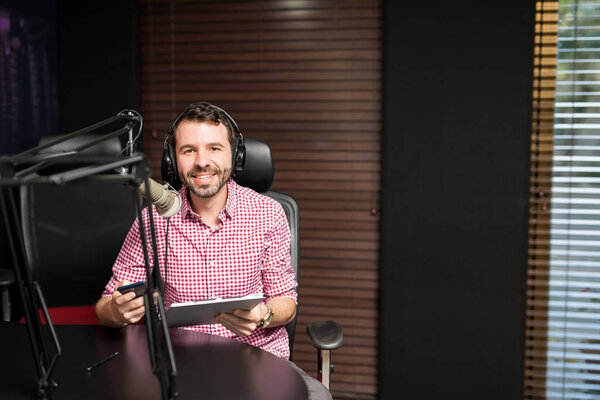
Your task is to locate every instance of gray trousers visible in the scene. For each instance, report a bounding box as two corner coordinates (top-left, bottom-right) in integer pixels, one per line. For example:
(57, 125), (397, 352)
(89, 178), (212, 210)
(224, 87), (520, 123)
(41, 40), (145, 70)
(286, 360), (333, 400)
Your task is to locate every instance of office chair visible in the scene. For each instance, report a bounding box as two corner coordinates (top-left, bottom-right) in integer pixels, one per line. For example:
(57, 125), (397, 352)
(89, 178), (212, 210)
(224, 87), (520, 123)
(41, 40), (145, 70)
(234, 138), (344, 389)
(17, 133), (137, 324)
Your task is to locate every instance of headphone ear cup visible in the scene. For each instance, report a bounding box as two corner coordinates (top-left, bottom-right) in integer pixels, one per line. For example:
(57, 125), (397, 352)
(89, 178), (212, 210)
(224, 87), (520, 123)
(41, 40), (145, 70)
(233, 137), (246, 174)
(161, 139), (181, 190)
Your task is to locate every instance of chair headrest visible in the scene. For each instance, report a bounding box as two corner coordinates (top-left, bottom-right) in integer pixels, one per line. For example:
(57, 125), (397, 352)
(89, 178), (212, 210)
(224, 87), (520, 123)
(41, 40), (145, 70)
(39, 133), (122, 156)
(35, 133), (123, 175)
(234, 138), (274, 193)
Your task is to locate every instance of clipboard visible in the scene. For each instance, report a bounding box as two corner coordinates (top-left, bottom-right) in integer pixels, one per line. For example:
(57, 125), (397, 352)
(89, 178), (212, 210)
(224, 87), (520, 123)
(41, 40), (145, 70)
(165, 293), (265, 327)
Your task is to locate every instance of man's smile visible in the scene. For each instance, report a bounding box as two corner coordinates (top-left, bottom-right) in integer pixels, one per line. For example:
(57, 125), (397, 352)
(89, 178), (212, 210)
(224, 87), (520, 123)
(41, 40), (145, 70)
(192, 173), (215, 181)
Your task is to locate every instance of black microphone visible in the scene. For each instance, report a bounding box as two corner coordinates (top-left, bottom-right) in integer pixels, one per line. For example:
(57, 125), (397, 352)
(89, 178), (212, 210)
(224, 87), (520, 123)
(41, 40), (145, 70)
(138, 178), (182, 217)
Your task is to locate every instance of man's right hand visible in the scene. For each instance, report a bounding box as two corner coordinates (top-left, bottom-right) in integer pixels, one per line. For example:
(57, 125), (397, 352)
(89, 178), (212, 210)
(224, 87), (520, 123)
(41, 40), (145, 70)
(95, 280), (146, 327)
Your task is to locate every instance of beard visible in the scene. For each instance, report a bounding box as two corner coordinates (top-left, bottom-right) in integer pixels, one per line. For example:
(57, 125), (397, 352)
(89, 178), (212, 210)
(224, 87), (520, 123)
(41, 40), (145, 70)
(182, 165), (231, 199)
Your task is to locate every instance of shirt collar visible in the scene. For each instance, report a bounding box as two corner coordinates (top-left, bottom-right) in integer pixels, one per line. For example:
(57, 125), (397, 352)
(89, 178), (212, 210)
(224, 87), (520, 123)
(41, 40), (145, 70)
(179, 178), (238, 221)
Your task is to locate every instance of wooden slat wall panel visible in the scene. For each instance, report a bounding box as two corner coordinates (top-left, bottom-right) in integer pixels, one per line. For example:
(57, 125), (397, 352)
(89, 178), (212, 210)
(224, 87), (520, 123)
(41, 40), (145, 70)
(524, 1), (557, 398)
(139, 1), (381, 398)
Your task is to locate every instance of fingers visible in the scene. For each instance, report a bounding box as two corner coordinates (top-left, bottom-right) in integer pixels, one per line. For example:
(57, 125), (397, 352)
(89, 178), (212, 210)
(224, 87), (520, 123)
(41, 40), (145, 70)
(114, 290), (136, 304)
(232, 309), (256, 321)
(215, 312), (256, 337)
(111, 281), (146, 325)
(121, 302), (146, 323)
(216, 303), (270, 336)
(114, 297), (145, 325)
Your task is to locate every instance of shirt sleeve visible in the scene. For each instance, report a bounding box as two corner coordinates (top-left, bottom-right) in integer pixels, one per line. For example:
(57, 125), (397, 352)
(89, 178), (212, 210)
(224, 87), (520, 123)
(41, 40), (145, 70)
(261, 203), (298, 303)
(101, 215), (150, 297)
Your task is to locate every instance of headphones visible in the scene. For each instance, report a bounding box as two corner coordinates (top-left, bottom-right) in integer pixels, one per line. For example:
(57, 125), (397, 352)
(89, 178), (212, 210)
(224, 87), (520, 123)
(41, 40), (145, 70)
(161, 103), (246, 190)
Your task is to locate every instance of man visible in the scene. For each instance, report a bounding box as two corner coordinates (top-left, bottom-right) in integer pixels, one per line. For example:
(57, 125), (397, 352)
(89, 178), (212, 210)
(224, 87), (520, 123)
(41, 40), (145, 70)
(95, 102), (297, 358)
(95, 103), (332, 400)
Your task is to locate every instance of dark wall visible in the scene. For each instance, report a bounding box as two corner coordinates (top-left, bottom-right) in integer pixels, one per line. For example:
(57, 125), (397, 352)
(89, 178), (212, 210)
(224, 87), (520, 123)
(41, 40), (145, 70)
(380, 1), (535, 399)
(57, 0), (140, 132)
(0, 0), (59, 155)
(2, 1), (140, 320)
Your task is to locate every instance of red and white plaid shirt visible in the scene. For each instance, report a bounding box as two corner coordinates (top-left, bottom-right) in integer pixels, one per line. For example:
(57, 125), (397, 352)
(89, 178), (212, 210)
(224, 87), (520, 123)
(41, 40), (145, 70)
(103, 179), (298, 359)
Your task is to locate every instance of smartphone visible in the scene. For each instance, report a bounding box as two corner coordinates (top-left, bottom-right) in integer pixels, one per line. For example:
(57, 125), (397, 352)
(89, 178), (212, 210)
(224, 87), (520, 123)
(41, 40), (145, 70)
(116, 281), (147, 298)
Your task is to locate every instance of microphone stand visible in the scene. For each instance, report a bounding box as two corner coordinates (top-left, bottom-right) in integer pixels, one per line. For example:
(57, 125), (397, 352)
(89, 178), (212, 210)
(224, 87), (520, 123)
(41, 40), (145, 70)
(0, 110), (177, 400)
(123, 111), (177, 399)
(130, 165), (178, 400)
(0, 186), (60, 399)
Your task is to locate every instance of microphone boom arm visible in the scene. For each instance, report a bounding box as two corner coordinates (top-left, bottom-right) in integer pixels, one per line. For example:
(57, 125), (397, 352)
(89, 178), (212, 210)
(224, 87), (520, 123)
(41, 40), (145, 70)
(9, 110), (140, 161)
(0, 110), (177, 400)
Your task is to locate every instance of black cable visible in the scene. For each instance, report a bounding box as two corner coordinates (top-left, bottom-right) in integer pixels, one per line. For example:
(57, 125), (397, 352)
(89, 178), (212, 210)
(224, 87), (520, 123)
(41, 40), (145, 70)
(163, 217), (170, 299)
(116, 109), (143, 157)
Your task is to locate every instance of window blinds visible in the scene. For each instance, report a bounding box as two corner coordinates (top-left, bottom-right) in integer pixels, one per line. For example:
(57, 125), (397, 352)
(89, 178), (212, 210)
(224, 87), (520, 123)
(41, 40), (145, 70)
(526, 1), (600, 398)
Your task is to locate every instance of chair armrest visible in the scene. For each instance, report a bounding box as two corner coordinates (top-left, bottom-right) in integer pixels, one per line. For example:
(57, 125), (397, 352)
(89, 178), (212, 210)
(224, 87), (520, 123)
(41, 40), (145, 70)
(0, 269), (15, 286)
(306, 320), (343, 350)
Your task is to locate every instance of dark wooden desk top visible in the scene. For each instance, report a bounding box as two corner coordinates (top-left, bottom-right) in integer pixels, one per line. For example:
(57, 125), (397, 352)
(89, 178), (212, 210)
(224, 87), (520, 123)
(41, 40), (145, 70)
(0, 322), (308, 400)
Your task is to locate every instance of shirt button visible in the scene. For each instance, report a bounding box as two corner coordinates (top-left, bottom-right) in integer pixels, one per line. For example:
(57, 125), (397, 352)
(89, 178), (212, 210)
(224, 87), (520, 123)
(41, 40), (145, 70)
(208, 261), (215, 267)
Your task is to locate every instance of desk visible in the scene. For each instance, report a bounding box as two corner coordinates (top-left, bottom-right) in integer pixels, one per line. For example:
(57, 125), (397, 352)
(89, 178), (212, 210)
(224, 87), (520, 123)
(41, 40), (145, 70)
(0, 322), (308, 399)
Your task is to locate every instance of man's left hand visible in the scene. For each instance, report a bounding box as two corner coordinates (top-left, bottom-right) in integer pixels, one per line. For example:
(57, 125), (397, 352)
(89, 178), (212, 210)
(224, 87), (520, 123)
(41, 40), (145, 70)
(215, 303), (269, 337)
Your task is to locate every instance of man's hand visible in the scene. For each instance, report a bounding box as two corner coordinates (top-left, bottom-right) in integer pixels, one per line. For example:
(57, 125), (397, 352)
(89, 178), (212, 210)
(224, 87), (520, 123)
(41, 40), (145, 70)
(215, 297), (296, 337)
(95, 280), (146, 327)
(215, 303), (268, 337)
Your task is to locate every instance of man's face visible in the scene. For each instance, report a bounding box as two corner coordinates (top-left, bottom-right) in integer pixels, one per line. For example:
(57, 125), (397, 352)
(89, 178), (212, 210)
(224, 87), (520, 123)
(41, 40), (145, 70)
(174, 120), (232, 199)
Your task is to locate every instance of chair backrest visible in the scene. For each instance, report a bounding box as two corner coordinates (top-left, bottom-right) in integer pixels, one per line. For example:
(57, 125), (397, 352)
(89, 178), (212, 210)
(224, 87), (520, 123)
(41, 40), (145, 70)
(234, 139), (300, 357)
(20, 134), (137, 307)
(263, 190), (299, 356)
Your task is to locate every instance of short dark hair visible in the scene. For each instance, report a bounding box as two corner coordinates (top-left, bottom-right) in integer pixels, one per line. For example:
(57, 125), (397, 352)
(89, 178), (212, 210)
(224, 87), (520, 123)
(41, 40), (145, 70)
(168, 102), (238, 149)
